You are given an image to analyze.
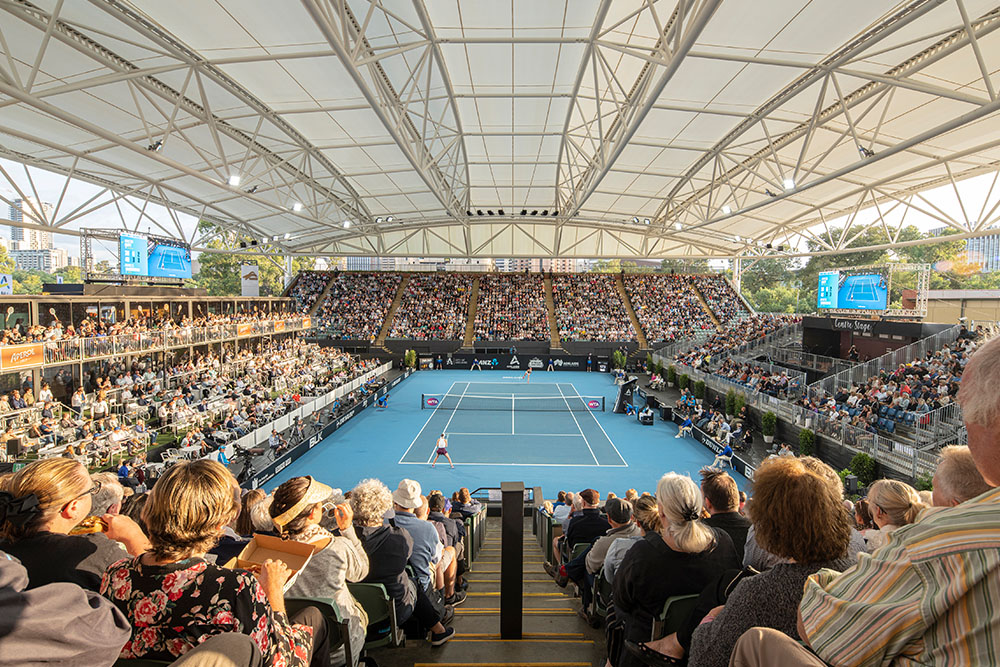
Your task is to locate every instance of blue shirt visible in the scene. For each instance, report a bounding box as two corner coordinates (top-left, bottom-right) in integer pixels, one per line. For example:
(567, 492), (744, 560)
(721, 445), (733, 457)
(389, 511), (441, 590)
(118, 464), (129, 479)
(682, 418), (692, 428)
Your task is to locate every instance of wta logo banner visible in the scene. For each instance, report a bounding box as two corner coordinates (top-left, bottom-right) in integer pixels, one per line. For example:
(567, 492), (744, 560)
(425, 397), (439, 407)
(587, 400), (601, 409)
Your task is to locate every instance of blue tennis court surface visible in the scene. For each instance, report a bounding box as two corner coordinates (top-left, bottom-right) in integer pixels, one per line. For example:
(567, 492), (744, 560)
(838, 273), (887, 310)
(399, 382), (626, 466)
(149, 243), (192, 278)
(265, 370), (747, 497)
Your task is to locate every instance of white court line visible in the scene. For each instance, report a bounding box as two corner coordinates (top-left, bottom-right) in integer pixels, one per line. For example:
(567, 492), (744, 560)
(443, 432), (582, 437)
(397, 380), (457, 464)
(399, 461), (627, 468)
(557, 384), (599, 465)
(511, 393), (515, 434)
(560, 382), (628, 467)
(428, 382), (471, 462)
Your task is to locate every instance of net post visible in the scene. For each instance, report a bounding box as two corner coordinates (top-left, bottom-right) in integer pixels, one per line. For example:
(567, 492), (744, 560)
(420, 393), (424, 409)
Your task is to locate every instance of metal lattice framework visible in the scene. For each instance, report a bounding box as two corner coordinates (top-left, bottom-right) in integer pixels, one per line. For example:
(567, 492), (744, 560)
(0, 0), (999, 259)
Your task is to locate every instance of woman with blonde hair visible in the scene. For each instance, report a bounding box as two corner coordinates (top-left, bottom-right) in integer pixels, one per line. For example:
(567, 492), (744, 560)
(0, 458), (149, 591)
(612, 473), (740, 667)
(863, 479), (926, 551)
(271, 476), (370, 666)
(100, 460), (327, 666)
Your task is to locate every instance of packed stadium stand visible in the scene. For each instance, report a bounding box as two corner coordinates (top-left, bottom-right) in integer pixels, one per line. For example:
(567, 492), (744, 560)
(552, 274), (635, 342)
(315, 272), (401, 340)
(473, 273), (549, 341)
(388, 273), (472, 340)
(624, 274), (717, 344)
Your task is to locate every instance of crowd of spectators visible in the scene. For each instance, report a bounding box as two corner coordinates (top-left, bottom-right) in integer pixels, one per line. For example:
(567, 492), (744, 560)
(714, 358), (802, 399)
(692, 274), (750, 322)
(553, 275), (634, 341)
(315, 272), (401, 340)
(0, 460), (485, 665)
(672, 314), (800, 369)
(289, 271), (335, 313)
(537, 382), (998, 667)
(388, 274), (471, 340)
(797, 332), (980, 436)
(624, 274), (716, 344)
(473, 273), (549, 341)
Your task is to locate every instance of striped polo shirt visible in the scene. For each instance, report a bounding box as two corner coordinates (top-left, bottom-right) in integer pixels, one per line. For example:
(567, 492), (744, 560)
(799, 486), (1000, 666)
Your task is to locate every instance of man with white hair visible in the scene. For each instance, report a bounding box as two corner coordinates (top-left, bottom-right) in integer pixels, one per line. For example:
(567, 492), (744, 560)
(732, 334), (1000, 665)
(932, 444), (993, 507)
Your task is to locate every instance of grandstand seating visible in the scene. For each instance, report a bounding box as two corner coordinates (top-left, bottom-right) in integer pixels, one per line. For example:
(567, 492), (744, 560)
(692, 274), (749, 322)
(288, 271), (334, 313)
(624, 274), (716, 344)
(315, 272), (401, 340)
(552, 274), (635, 341)
(388, 273), (471, 340)
(474, 273), (549, 341)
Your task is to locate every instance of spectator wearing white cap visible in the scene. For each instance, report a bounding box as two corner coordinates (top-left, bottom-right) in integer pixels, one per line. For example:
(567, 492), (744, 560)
(389, 479), (442, 592)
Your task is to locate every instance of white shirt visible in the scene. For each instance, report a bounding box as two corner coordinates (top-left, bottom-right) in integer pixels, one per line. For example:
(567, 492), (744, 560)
(436, 436), (448, 449)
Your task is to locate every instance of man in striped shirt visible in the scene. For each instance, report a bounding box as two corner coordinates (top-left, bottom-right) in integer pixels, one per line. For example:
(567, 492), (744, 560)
(731, 334), (1000, 665)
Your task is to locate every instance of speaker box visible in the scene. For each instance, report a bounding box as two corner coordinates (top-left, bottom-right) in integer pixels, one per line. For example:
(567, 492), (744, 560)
(659, 406), (673, 421)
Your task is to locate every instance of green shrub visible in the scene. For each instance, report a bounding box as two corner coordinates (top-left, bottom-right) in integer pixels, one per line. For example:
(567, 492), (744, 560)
(725, 389), (736, 416)
(404, 349), (417, 368)
(666, 366), (676, 385)
(914, 473), (934, 492)
(694, 380), (706, 400)
(612, 349), (626, 369)
(733, 393), (746, 418)
(646, 353), (653, 373)
(849, 453), (877, 487)
(655, 360), (664, 377)
(798, 428), (815, 456)
(761, 411), (777, 437)
(838, 468), (852, 487)
(678, 374), (690, 391)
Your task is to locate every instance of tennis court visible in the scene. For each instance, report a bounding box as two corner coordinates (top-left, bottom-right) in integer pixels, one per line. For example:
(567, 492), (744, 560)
(838, 273), (887, 309)
(398, 381), (626, 467)
(149, 243), (192, 277)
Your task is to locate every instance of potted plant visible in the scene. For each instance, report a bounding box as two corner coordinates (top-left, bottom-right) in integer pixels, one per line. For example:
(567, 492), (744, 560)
(725, 389), (736, 417)
(404, 349), (417, 368)
(761, 411), (777, 444)
(799, 427), (815, 456)
(849, 452), (877, 487)
(694, 380), (706, 400)
(666, 366), (676, 387)
(677, 373), (690, 392)
(646, 352), (653, 373)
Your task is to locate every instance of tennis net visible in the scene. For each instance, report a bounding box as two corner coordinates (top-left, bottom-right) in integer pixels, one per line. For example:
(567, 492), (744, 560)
(421, 393), (605, 412)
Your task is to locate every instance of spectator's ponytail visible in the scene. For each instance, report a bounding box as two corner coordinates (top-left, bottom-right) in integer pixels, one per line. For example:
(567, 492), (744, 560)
(655, 473), (715, 553)
(868, 479), (926, 527)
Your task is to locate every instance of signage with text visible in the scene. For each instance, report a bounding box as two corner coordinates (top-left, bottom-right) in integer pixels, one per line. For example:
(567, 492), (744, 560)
(1, 343), (44, 370)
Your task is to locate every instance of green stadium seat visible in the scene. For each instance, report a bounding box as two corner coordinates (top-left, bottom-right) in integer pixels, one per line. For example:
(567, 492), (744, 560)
(347, 582), (404, 649)
(651, 594), (699, 640)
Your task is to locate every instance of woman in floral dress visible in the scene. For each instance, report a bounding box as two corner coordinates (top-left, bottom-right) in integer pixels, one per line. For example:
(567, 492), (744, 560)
(101, 459), (329, 666)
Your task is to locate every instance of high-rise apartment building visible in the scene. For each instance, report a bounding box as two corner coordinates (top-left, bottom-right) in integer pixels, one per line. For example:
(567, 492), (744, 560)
(8, 198), (54, 250)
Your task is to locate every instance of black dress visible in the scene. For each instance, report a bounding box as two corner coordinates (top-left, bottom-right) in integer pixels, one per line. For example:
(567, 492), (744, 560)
(612, 527), (740, 667)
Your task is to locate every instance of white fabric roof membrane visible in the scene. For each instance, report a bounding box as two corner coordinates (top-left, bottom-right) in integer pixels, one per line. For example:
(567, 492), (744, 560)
(0, 0), (998, 258)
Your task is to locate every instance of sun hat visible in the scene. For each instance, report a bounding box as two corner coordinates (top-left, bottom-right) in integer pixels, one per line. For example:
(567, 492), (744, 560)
(270, 476), (333, 529)
(392, 479), (423, 510)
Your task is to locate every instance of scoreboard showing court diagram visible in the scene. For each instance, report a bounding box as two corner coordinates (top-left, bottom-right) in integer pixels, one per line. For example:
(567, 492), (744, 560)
(817, 263), (930, 318)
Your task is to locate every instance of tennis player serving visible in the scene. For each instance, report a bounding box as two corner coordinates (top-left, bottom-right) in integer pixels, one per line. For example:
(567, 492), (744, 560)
(431, 432), (454, 468)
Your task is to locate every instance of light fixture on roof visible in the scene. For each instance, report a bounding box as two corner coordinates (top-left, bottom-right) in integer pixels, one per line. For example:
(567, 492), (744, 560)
(375, 217), (384, 223)
(245, 185), (258, 194)
(531, 210), (538, 216)
(477, 210), (484, 216)
(228, 174), (241, 187)
(147, 140), (163, 152)
(487, 210), (494, 216)
(643, 218), (650, 225)
(284, 233), (291, 239)
(782, 178), (795, 190)
(541, 210), (548, 216)
(386, 216), (394, 223)
(674, 222), (682, 230)
(765, 188), (778, 197)
(498, 209), (505, 215)
(632, 216), (640, 224)
(721, 205), (732, 215)
(858, 145), (875, 158)
(552, 210), (559, 216)
(520, 209), (527, 216)
(292, 202), (303, 212)
(342, 220), (351, 229)
(466, 210), (473, 216)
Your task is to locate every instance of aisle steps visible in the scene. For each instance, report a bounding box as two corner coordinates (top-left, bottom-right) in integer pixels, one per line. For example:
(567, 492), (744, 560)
(463, 276), (480, 349)
(689, 281), (721, 329)
(544, 276), (563, 351)
(375, 274), (410, 346)
(615, 274), (648, 350)
(373, 516), (602, 667)
(307, 274), (337, 317)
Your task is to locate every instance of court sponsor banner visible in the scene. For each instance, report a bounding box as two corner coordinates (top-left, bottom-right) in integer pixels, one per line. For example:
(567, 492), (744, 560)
(0, 273), (12, 296)
(237, 323), (254, 337)
(1, 343), (44, 370)
(425, 396), (440, 407)
(444, 353), (599, 371)
(302, 317), (311, 329)
(274, 320), (286, 333)
(241, 264), (259, 297)
(672, 412), (756, 481)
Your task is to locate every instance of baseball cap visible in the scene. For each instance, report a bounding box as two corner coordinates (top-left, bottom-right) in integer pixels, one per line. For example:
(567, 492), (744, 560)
(605, 497), (633, 524)
(392, 479), (423, 509)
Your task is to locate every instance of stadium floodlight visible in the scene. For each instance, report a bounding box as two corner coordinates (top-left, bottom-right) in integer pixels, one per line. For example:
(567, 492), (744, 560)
(284, 233), (291, 239)
(520, 209), (527, 216)
(674, 222), (682, 230)
(531, 210), (538, 215)
(375, 217), (384, 223)
(147, 140), (163, 152)
(292, 202), (303, 212)
(498, 209), (504, 215)
(477, 210), (484, 215)
(342, 220), (351, 229)
(782, 178), (795, 190)
(552, 210), (559, 216)
(643, 218), (650, 225)
(858, 145), (875, 158)
(632, 216), (640, 224)
(386, 216), (394, 223)
(227, 174), (241, 187)
(721, 205), (732, 215)
(245, 185), (258, 194)
(466, 210), (472, 216)
(487, 210), (494, 215)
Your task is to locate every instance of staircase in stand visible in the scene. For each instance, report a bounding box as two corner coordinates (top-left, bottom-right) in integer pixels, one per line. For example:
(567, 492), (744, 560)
(462, 276), (480, 350)
(544, 276), (563, 351)
(689, 280), (721, 329)
(615, 273), (648, 350)
(375, 274), (410, 348)
(372, 516), (600, 667)
(307, 274), (337, 317)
